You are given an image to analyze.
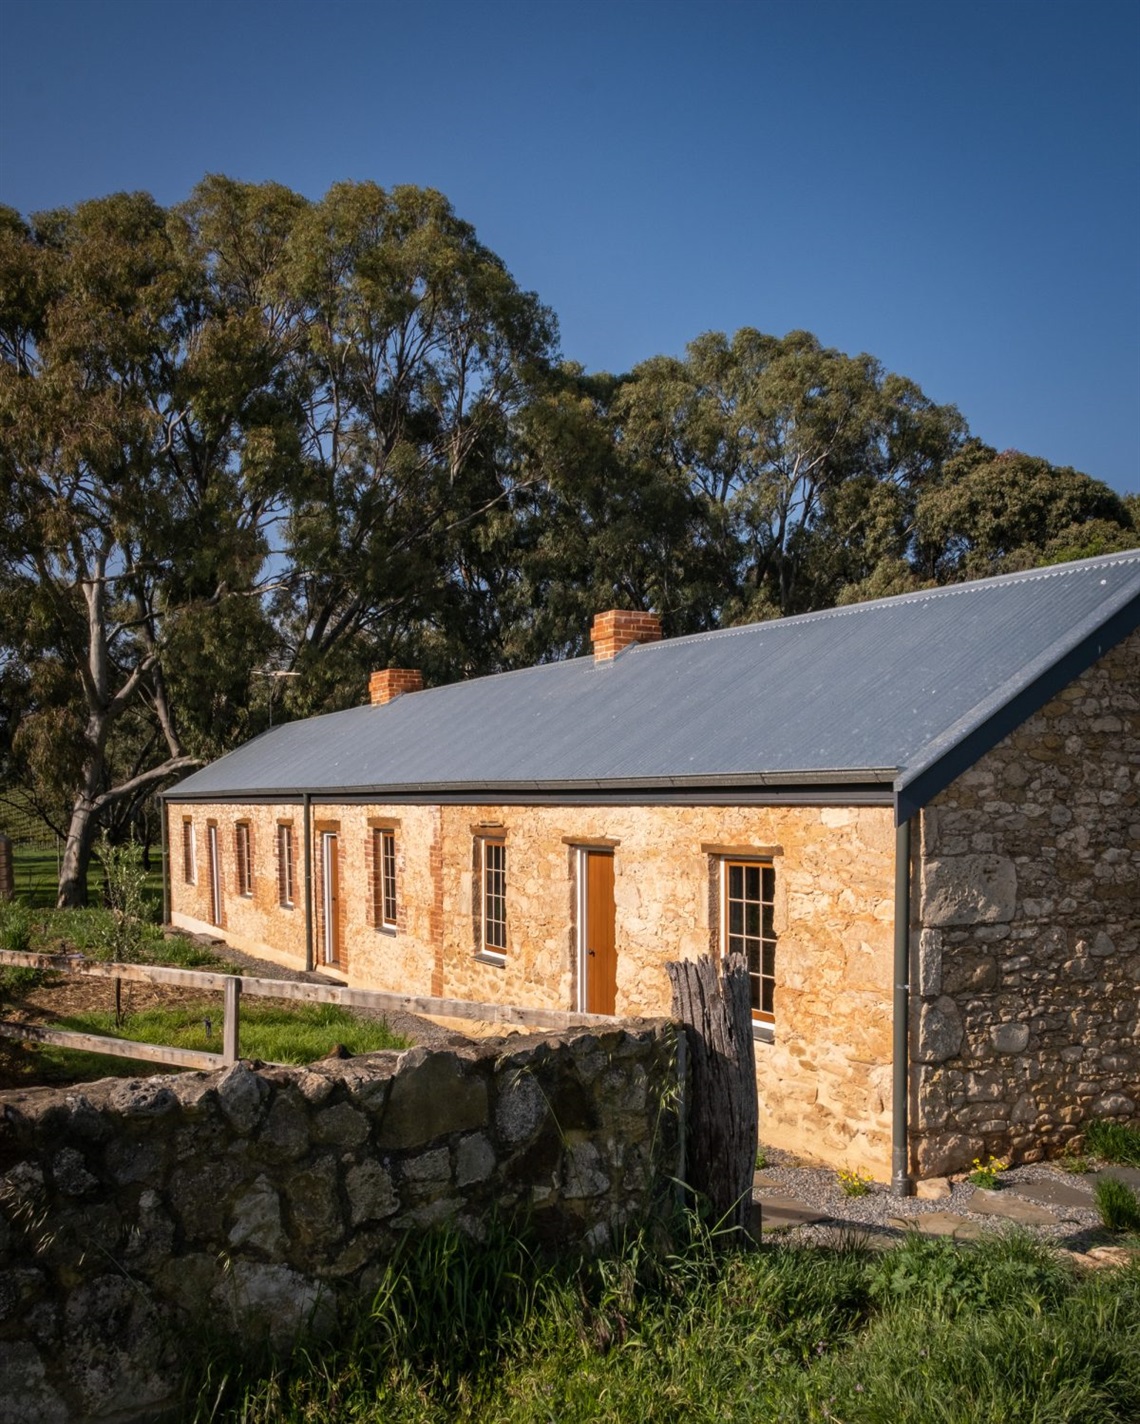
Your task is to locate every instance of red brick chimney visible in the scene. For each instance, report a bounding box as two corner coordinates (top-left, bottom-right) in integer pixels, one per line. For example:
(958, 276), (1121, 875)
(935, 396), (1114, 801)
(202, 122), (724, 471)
(590, 609), (663, 663)
(368, 668), (424, 705)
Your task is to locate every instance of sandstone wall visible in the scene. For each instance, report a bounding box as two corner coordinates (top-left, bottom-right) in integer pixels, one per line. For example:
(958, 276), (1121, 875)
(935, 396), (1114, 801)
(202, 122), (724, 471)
(170, 800), (898, 1176)
(911, 627), (1140, 1177)
(0, 1024), (679, 1423)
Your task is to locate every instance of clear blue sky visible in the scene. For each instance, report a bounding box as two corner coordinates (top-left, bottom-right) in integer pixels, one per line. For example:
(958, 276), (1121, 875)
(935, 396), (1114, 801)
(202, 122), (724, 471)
(2, 0), (1138, 494)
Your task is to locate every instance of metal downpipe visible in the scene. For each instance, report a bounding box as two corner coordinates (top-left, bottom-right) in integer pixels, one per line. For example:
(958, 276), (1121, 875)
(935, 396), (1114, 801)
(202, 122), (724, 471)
(303, 793), (314, 973)
(159, 797), (170, 927)
(892, 815), (912, 1197)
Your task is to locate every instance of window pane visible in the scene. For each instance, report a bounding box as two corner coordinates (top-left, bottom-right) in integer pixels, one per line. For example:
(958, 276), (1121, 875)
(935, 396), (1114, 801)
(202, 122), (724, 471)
(745, 864), (760, 901)
(762, 866), (775, 902)
(728, 901), (743, 935)
(745, 902), (760, 938)
(727, 864), (743, 899)
(763, 903), (774, 939)
(762, 943), (775, 977)
(761, 979), (774, 1013)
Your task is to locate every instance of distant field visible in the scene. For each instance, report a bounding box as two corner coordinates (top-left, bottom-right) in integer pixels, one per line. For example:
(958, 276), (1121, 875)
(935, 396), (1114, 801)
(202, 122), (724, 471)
(8, 845), (164, 910)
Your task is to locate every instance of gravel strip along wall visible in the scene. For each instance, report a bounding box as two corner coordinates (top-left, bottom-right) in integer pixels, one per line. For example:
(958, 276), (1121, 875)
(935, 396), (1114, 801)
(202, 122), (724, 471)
(0, 1023), (681, 1424)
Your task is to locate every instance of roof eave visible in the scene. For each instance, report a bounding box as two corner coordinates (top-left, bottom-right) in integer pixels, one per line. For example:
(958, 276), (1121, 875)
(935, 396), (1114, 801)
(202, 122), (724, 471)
(894, 586), (1140, 825)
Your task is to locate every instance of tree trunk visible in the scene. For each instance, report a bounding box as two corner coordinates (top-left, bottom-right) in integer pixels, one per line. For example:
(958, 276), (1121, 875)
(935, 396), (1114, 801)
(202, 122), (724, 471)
(58, 798), (97, 908)
(666, 953), (758, 1236)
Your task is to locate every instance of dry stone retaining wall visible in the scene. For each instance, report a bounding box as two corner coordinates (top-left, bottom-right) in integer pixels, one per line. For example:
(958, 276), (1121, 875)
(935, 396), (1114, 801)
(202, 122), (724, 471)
(911, 628), (1140, 1177)
(0, 1023), (681, 1423)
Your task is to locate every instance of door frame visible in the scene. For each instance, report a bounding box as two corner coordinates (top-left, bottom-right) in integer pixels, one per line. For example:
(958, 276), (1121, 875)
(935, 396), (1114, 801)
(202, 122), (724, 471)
(576, 847), (616, 1014)
(320, 830), (340, 965)
(207, 823), (222, 926)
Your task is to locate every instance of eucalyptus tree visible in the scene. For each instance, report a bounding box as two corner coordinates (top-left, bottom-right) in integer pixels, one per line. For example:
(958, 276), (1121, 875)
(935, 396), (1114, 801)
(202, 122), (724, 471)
(613, 328), (966, 618)
(0, 181), (302, 904)
(913, 441), (1136, 580)
(274, 183), (558, 707)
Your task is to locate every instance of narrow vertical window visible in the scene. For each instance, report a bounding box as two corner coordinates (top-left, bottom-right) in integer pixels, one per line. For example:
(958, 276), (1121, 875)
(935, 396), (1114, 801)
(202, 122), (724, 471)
(722, 860), (776, 1024)
(482, 839), (507, 955)
(277, 823), (295, 907)
(182, 819), (196, 884)
(381, 829), (397, 929)
(236, 822), (253, 897)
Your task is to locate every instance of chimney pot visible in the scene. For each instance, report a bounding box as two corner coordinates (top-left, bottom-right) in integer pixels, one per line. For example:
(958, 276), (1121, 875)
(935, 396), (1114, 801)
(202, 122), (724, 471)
(369, 668), (424, 705)
(590, 609), (662, 662)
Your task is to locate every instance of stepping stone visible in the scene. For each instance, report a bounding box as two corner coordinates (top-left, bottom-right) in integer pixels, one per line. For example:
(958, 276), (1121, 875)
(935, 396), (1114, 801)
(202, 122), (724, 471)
(965, 1188), (1059, 1225)
(915, 1176), (952, 1200)
(887, 1211), (986, 1240)
(754, 1193), (827, 1231)
(752, 1171), (783, 1189)
(1009, 1179), (1095, 1211)
(1094, 1166), (1140, 1190)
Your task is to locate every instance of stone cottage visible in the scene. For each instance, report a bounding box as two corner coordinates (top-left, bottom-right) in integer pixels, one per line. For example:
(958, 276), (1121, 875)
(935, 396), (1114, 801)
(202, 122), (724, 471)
(164, 552), (1140, 1185)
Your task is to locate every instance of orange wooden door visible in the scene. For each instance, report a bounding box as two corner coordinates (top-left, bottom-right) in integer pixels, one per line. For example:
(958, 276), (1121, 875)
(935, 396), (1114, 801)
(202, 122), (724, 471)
(585, 852), (616, 1015)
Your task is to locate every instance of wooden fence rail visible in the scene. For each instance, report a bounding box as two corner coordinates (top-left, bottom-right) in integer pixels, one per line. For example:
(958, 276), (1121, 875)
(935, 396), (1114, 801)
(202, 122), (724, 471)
(0, 949), (622, 1073)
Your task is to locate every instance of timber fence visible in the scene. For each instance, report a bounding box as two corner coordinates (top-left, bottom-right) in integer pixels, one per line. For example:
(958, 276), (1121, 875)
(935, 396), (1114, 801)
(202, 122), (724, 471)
(0, 949), (622, 1072)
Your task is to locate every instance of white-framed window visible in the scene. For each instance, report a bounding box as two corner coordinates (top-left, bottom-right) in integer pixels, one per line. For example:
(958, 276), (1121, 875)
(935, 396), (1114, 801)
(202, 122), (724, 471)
(720, 859), (776, 1026)
(277, 822), (295, 908)
(479, 838), (507, 958)
(371, 827), (398, 930)
(182, 819), (196, 885)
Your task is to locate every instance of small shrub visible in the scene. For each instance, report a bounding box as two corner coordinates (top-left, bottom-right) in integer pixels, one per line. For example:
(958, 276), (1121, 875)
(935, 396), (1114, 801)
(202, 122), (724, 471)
(92, 834), (150, 963)
(1060, 1138), (1092, 1173)
(1086, 1117), (1140, 1167)
(837, 1168), (872, 1198)
(967, 1155), (1007, 1190)
(1094, 1177), (1140, 1234)
(755, 1146), (768, 1170)
(0, 902), (34, 954)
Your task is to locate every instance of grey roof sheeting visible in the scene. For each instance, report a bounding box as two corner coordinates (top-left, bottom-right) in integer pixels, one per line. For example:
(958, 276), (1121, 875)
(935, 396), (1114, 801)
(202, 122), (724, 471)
(168, 551), (1140, 821)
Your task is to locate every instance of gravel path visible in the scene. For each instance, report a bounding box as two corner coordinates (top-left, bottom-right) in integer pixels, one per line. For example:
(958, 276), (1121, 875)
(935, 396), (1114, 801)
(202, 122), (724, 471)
(751, 1145), (1131, 1252)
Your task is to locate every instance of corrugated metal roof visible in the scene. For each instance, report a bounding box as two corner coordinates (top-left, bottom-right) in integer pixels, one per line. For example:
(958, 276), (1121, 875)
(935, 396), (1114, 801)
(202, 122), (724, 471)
(168, 550), (1140, 815)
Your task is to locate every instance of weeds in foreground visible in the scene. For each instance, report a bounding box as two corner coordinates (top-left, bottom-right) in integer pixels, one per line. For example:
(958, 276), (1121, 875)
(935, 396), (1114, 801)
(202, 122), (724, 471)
(1086, 1118), (1140, 1167)
(967, 1155), (1008, 1190)
(187, 1222), (1140, 1424)
(1095, 1177), (1140, 1234)
(1061, 1139), (1092, 1174)
(837, 1168), (873, 1198)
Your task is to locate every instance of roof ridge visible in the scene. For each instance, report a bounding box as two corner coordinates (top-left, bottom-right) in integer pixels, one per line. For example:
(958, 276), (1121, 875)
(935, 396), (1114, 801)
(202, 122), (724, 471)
(634, 549), (1140, 653)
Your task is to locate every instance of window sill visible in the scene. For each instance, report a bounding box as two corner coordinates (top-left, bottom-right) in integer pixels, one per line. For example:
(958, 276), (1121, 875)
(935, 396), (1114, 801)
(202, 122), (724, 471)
(474, 952), (506, 968)
(752, 1022), (775, 1045)
(376, 924), (397, 938)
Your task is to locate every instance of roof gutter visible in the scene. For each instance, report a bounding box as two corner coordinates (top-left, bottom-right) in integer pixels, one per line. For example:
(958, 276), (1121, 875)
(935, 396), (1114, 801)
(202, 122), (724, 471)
(162, 768), (900, 803)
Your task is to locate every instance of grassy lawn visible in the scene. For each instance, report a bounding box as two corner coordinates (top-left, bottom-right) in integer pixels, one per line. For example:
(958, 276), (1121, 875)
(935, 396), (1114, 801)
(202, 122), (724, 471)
(0, 899), (409, 1083)
(6, 843), (165, 911)
(190, 1223), (1140, 1423)
(57, 1000), (407, 1064)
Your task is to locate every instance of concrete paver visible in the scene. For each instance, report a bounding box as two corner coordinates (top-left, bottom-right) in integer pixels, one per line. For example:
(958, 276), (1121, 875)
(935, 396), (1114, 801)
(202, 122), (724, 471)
(965, 1189), (1059, 1225)
(887, 1212), (987, 1240)
(754, 1194), (828, 1231)
(1008, 1179), (1095, 1212)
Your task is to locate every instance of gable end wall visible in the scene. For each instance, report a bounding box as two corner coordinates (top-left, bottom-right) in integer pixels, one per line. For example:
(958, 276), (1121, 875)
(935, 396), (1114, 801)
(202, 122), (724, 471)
(912, 626), (1140, 1176)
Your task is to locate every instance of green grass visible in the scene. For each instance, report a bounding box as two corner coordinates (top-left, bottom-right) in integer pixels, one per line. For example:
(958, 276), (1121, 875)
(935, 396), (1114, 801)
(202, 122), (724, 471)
(187, 1224), (1140, 1424)
(1086, 1118), (1140, 1167)
(1095, 1178), (1140, 1234)
(56, 1001), (407, 1065)
(8, 844), (165, 912)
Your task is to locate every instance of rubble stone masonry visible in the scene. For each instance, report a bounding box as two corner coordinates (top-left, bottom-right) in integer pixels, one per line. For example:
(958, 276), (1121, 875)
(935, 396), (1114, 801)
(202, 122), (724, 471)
(170, 801), (898, 1176)
(912, 627), (1140, 1177)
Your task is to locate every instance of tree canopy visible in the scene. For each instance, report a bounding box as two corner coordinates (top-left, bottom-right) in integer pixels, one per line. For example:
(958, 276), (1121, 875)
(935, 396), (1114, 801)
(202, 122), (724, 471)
(0, 176), (1134, 902)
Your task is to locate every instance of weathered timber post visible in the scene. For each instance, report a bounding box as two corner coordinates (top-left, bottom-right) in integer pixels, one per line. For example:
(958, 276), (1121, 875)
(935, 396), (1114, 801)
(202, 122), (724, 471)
(0, 835), (12, 901)
(666, 953), (758, 1235)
